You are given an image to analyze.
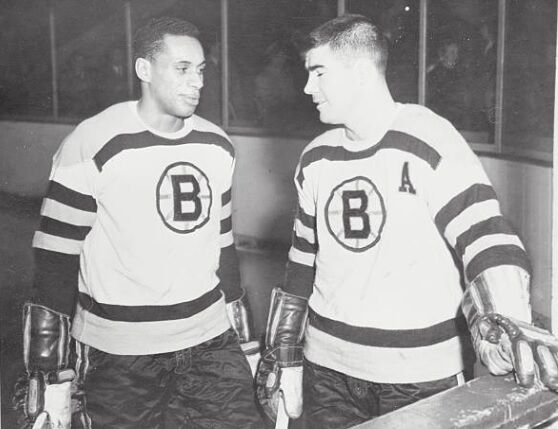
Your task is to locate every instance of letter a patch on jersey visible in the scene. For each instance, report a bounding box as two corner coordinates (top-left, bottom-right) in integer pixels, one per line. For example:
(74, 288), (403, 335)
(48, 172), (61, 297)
(398, 161), (416, 194)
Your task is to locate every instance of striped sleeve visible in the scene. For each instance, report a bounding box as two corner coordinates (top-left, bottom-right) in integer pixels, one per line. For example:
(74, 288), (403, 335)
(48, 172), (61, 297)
(219, 154), (235, 248)
(31, 148), (98, 316)
(220, 186), (233, 248)
(284, 157), (316, 298)
(217, 184), (241, 302)
(217, 157), (242, 301)
(428, 147), (530, 283)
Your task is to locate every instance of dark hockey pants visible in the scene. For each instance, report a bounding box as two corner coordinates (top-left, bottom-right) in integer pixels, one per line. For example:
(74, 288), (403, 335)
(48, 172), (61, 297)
(75, 328), (264, 428)
(301, 359), (462, 429)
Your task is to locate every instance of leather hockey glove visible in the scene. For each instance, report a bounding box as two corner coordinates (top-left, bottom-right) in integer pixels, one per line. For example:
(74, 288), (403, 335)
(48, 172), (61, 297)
(255, 287), (308, 422)
(226, 288), (261, 376)
(13, 303), (76, 429)
(463, 266), (558, 390)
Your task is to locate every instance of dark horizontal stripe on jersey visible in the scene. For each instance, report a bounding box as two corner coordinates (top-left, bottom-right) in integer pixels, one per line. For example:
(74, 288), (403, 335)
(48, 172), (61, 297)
(283, 261), (314, 299)
(465, 244), (531, 282)
(435, 184), (497, 235)
(454, 216), (515, 259)
(94, 130), (234, 171)
(79, 285), (222, 322)
(296, 207), (316, 230)
(297, 130), (440, 186)
(309, 307), (467, 348)
(293, 233), (317, 254)
(47, 181), (97, 213)
(220, 216), (232, 234)
(39, 216), (92, 241)
(222, 188), (232, 206)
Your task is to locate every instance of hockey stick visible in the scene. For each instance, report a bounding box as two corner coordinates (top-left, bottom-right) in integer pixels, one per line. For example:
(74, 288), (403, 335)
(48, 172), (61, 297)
(275, 392), (289, 429)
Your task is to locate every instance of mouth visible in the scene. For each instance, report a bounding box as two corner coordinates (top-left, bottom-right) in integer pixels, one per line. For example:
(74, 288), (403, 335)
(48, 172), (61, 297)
(180, 94), (200, 104)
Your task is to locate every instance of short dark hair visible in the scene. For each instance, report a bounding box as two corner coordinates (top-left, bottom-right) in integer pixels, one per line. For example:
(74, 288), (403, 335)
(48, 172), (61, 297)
(304, 14), (388, 74)
(133, 16), (200, 61)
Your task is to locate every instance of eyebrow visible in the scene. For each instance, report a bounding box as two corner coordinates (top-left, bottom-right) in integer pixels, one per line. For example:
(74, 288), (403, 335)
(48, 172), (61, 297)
(306, 64), (325, 72)
(175, 60), (206, 67)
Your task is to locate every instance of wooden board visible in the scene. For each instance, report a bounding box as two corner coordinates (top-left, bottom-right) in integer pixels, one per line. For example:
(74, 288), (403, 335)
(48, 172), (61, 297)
(351, 375), (558, 429)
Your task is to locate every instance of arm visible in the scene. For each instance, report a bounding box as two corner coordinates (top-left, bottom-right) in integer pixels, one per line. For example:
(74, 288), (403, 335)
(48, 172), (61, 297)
(217, 161), (260, 371)
(16, 137), (97, 427)
(256, 156), (314, 423)
(462, 267), (558, 390)
(427, 133), (557, 390)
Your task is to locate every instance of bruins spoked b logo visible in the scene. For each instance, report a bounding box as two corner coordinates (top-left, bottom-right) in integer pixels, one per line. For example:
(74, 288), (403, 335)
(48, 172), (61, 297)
(157, 162), (212, 233)
(325, 176), (386, 252)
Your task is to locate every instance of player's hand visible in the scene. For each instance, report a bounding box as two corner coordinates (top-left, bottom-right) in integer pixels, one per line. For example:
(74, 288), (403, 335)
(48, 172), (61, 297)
(474, 313), (558, 390)
(255, 349), (303, 422)
(13, 369), (75, 429)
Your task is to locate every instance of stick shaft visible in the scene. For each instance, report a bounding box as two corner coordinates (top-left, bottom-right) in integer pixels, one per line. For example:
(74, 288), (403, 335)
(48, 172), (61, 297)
(275, 394), (290, 429)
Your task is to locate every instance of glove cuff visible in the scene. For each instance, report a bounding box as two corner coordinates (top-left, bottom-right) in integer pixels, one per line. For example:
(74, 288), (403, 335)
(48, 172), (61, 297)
(462, 266), (532, 327)
(275, 345), (304, 367)
(23, 303), (71, 373)
(265, 287), (308, 367)
(226, 288), (255, 343)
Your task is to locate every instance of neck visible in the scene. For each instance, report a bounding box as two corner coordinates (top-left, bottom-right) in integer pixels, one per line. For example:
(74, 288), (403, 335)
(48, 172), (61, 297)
(345, 86), (397, 142)
(137, 97), (184, 133)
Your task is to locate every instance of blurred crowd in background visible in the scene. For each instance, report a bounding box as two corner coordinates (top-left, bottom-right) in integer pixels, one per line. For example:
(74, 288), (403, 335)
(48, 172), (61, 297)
(0, 0), (555, 146)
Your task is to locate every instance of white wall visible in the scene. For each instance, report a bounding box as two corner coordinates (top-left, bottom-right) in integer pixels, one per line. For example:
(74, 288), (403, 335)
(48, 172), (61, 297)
(231, 134), (306, 246)
(480, 157), (552, 326)
(0, 120), (551, 322)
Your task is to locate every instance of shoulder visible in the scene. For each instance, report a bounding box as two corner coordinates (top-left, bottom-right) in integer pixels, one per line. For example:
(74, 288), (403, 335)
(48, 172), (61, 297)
(299, 127), (344, 162)
(294, 128), (344, 186)
(391, 103), (478, 165)
(191, 114), (235, 158)
(192, 114), (231, 142)
(55, 101), (142, 166)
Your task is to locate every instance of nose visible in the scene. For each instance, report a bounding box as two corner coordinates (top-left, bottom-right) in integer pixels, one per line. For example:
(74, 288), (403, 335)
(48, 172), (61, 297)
(189, 70), (203, 90)
(304, 74), (315, 95)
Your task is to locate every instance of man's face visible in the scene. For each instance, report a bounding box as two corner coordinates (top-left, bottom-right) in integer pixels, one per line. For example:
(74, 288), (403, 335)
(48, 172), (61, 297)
(304, 44), (358, 125)
(147, 34), (205, 118)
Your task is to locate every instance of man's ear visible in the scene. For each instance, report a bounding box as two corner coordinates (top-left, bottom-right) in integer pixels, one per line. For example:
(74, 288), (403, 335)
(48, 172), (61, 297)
(135, 58), (151, 83)
(353, 57), (376, 86)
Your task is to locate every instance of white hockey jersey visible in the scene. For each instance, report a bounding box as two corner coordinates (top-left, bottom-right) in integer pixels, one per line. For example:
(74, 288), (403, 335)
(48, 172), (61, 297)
(286, 103), (530, 383)
(32, 101), (238, 355)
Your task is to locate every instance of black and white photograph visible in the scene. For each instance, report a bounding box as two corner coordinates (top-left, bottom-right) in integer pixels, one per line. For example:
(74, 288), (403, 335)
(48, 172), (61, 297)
(0, 1), (557, 428)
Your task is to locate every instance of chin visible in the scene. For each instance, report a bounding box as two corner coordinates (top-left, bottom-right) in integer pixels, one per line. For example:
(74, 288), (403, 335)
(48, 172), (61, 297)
(174, 107), (196, 119)
(319, 112), (340, 125)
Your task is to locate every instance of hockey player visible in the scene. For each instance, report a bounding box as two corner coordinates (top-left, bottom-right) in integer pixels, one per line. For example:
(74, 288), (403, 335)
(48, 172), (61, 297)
(256, 14), (558, 429)
(15, 17), (263, 428)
